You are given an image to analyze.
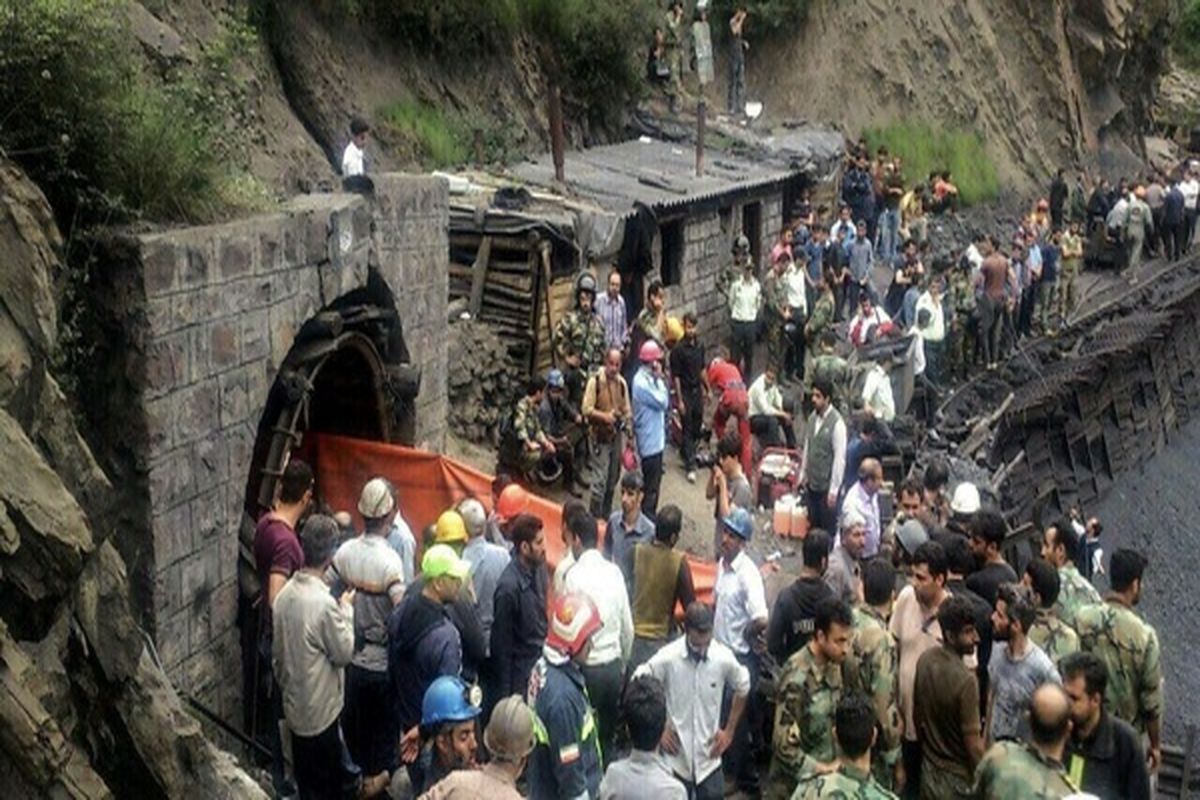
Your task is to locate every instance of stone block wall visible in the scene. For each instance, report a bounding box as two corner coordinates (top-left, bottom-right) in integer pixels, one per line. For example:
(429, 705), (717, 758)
(119, 177), (448, 722)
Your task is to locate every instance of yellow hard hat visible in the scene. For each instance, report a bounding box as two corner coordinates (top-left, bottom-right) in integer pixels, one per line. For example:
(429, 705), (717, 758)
(664, 316), (684, 345)
(434, 510), (468, 544)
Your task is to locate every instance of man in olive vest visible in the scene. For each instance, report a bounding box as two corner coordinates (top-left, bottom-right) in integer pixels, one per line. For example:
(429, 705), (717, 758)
(626, 504), (696, 676)
(800, 377), (848, 535)
(582, 346), (632, 520)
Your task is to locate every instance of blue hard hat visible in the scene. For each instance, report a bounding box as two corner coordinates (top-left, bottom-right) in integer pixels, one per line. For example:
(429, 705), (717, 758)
(722, 507), (754, 541)
(421, 676), (482, 727)
(546, 369), (565, 389)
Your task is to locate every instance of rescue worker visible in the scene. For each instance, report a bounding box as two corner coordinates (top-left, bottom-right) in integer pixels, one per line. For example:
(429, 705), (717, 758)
(418, 695), (536, 799)
(554, 273), (607, 408)
(416, 676), (482, 794)
(528, 592), (605, 800)
(539, 369), (585, 494)
(582, 346), (631, 519)
(706, 352), (753, 475)
(389, 545), (471, 790)
(766, 597), (860, 800)
(852, 559), (903, 791)
(1074, 548), (1163, 773)
(792, 694), (899, 799)
(971, 684), (1079, 798)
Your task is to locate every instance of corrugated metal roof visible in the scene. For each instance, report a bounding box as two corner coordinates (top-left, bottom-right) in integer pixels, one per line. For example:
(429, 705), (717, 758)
(508, 137), (798, 216)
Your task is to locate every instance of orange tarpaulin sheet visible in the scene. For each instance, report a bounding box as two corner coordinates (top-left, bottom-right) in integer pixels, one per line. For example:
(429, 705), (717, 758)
(300, 433), (716, 603)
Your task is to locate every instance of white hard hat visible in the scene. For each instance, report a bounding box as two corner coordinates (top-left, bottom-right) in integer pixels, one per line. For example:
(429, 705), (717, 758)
(950, 482), (981, 515)
(357, 477), (395, 519)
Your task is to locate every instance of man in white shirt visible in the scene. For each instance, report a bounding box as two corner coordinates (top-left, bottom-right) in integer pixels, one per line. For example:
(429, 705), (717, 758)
(848, 294), (893, 347)
(273, 515), (378, 798)
(1182, 168), (1199, 254)
(635, 602), (750, 800)
(839, 457), (883, 558)
(915, 276), (946, 385)
(561, 504), (633, 766)
(782, 252), (810, 383)
(713, 507), (767, 794)
(860, 360), (896, 422)
(728, 260), (762, 378)
(799, 377), (847, 535)
(341, 117), (370, 177)
(748, 366), (796, 449)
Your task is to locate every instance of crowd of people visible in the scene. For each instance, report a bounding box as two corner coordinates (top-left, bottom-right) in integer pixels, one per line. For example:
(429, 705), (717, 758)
(250, 436), (1163, 800)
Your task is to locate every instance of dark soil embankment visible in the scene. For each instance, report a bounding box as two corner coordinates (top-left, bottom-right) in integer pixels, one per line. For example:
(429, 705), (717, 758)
(1092, 420), (1200, 744)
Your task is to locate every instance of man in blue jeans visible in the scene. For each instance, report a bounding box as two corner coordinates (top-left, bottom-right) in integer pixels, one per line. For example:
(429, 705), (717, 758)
(632, 339), (670, 519)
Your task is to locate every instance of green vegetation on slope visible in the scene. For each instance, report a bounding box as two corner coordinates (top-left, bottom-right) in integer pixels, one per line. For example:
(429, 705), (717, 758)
(0, 1), (268, 225)
(863, 122), (1000, 206)
(1176, 0), (1200, 68)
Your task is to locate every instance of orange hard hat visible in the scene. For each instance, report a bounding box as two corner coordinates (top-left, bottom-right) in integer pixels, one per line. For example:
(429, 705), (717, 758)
(496, 483), (530, 522)
(546, 592), (603, 656)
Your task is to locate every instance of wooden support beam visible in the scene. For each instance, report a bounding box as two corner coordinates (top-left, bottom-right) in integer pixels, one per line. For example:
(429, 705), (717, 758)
(469, 235), (492, 318)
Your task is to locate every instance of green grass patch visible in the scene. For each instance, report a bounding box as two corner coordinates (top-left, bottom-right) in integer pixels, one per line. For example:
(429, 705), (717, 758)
(863, 122), (1000, 206)
(379, 99), (469, 169)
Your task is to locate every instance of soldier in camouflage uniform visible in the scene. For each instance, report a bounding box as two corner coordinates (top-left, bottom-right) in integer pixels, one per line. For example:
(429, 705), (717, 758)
(972, 684), (1079, 799)
(1023, 558), (1080, 667)
(947, 262), (978, 379)
(805, 269), (837, 362)
(718, 234), (753, 303)
(1040, 518), (1101, 629)
(851, 560), (903, 791)
(766, 597), (861, 800)
(505, 378), (556, 477)
(1074, 548), (1163, 771)
(554, 273), (607, 408)
(763, 252), (791, 375)
(793, 694), (898, 800)
(808, 331), (850, 414)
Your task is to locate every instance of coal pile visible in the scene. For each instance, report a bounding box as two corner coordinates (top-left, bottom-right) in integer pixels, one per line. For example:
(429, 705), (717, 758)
(448, 317), (523, 444)
(937, 254), (1200, 527)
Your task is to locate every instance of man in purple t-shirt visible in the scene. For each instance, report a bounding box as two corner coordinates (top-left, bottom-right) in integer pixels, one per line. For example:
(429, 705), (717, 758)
(250, 458), (313, 795)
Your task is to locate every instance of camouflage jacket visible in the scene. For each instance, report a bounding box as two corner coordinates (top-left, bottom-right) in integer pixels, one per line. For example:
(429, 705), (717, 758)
(851, 606), (902, 784)
(1028, 610), (1079, 667)
(948, 272), (976, 319)
(972, 741), (1078, 799)
(634, 308), (663, 345)
(553, 309), (607, 371)
(1052, 564), (1101, 629)
(513, 396), (547, 448)
(763, 271), (789, 320)
(716, 257), (747, 302)
(793, 762), (898, 799)
(767, 644), (861, 799)
(810, 354), (850, 404)
(1075, 598), (1164, 733)
(806, 291), (836, 343)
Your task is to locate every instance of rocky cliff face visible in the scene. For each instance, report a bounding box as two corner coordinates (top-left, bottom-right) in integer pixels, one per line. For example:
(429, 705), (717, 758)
(754, 0), (1177, 185)
(0, 159), (264, 798)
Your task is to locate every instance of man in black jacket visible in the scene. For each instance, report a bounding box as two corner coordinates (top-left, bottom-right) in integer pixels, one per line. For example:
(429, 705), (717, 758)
(766, 529), (834, 664)
(488, 514), (548, 709)
(1062, 651), (1151, 800)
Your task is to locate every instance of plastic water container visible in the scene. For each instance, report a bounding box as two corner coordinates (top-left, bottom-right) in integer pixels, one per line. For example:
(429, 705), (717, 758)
(773, 495), (795, 538)
(791, 503), (809, 540)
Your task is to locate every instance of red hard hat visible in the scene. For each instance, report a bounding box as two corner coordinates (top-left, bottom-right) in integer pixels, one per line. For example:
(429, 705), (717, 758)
(639, 339), (664, 363)
(546, 592), (603, 656)
(496, 484), (530, 522)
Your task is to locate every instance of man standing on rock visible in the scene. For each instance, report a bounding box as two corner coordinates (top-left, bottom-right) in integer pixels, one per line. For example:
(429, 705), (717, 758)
(1124, 186), (1153, 281)
(582, 346), (631, 519)
(727, 6), (748, 116)
(977, 240), (1008, 370)
(1049, 168), (1069, 231)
